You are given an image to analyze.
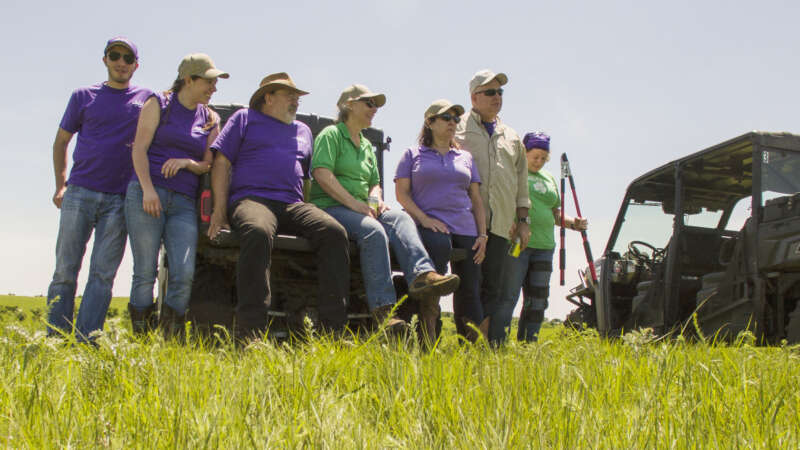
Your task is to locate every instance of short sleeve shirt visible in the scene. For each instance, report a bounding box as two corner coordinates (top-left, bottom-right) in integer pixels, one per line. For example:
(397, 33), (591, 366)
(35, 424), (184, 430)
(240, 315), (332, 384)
(309, 122), (379, 209)
(527, 168), (560, 249)
(139, 92), (212, 197)
(394, 145), (480, 236)
(59, 83), (153, 194)
(211, 108), (313, 206)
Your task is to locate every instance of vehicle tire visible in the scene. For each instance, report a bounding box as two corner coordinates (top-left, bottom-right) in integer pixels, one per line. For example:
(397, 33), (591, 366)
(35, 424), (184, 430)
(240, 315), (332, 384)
(695, 286), (718, 309)
(786, 301), (800, 345)
(186, 261), (235, 335)
(565, 306), (596, 329)
(636, 281), (653, 293)
(701, 272), (726, 288)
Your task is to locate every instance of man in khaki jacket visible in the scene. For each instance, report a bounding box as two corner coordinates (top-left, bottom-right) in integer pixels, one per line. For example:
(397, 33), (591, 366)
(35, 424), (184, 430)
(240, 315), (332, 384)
(455, 69), (530, 343)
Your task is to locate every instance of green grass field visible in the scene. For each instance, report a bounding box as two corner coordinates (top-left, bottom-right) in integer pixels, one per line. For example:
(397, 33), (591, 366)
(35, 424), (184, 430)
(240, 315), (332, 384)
(0, 296), (798, 448)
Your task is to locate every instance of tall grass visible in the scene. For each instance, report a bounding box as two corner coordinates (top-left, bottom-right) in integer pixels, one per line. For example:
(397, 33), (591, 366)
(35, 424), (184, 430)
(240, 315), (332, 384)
(0, 302), (798, 448)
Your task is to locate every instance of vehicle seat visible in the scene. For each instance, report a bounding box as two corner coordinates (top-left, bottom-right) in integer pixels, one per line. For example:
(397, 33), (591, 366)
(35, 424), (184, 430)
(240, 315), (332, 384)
(678, 226), (733, 276)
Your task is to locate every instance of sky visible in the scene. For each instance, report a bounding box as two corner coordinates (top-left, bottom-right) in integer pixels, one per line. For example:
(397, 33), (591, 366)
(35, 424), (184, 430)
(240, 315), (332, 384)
(1, 0), (799, 320)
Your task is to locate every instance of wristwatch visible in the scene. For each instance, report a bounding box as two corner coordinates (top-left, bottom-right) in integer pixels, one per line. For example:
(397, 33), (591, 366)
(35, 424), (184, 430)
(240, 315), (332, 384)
(516, 216), (531, 224)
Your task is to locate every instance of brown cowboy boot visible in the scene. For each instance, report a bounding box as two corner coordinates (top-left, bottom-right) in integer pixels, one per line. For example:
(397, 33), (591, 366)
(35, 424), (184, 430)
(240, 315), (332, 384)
(417, 295), (441, 345)
(464, 316), (490, 343)
(371, 304), (409, 337)
(408, 271), (460, 298)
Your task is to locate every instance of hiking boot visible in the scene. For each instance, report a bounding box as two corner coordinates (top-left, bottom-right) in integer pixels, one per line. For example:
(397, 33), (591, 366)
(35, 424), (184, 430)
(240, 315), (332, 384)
(408, 271), (460, 298)
(159, 304), (186, 341)
(371, 304), (409, 336)
(464, 316), (490, 343)
(128, 303), (157, 336)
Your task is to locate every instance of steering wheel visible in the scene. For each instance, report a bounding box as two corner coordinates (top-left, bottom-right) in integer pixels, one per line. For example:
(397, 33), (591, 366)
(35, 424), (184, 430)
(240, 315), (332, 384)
(628, 240), (659, 265)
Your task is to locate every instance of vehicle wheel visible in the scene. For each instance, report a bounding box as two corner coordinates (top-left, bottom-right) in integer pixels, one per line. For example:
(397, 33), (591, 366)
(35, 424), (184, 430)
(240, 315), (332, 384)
(636, 281), (653, 293)
(565, 306), (596, 329)
(695, 286), (718, 309)
(786, 302), (800, 345)
(701, 272), (726, 288)
(186, 262), (235, 335)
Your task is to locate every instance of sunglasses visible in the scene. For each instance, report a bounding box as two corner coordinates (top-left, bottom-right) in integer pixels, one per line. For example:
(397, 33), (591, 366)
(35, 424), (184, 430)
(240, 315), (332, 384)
(435, 113), (461, 124)
(359, 98), (378, 108)
(107, 51), (136, 65)
(477, 88), (503, 97)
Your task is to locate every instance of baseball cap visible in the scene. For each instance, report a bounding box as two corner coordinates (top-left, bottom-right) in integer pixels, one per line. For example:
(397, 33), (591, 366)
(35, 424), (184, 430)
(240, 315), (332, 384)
(424, 99), (465, 120)
(469, 69), (508, 93)
(104, 36), (138, 60)
(337, 84), (386, 109)
(177, 53), (229, 79)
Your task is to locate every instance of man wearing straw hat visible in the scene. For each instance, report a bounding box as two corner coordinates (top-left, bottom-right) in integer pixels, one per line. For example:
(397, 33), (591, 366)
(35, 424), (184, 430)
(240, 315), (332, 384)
(208, 72), (350, 339)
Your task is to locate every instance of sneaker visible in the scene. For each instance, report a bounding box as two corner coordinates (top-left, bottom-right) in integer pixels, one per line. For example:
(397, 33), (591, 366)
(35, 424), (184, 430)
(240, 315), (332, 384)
(371, 304), (409, 336)
(408, 271), (460, 298)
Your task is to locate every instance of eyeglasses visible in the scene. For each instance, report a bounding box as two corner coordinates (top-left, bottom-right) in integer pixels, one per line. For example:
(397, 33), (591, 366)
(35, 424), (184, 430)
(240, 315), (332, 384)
(435, 113), (461, 124)
(477, 88), (503, 97)
(107, 51), (136, 65)
(359, 98), (377, 108)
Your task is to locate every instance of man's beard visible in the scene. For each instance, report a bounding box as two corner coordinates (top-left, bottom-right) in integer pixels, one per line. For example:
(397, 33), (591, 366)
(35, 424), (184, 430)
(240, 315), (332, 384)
(107, 67), (132, 85)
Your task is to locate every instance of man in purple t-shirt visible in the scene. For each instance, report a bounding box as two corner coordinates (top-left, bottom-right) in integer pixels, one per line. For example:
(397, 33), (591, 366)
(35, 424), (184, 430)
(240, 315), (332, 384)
(47, 37), (153, 340)
(208, 72), (350, 339)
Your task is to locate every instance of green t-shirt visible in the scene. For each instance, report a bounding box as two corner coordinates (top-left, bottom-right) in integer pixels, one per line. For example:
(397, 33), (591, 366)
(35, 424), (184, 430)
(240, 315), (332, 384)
(310, 122), (380, 209)
(527, 168), (560, 249)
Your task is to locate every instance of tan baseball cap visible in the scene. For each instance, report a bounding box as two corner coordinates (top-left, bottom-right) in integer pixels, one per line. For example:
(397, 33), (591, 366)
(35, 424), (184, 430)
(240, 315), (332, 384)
(469, 69), (508, 93)
(424, 99), (465, 120)
(248, 72), (309, 109)
(337, 84), (386, 109)
(178, 53), (229, 79)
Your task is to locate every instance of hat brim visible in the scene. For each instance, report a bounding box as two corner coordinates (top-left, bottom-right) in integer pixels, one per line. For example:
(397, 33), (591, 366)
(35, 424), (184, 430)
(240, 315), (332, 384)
(105, 42), (137, 58)
(201, 68), (230, 79)
(447, 104), (465, 116)
(426, 103), (465, 120)
(473, 72), (509, 92)
(249, 82), (309, 109)
(357, 93), (386, 107)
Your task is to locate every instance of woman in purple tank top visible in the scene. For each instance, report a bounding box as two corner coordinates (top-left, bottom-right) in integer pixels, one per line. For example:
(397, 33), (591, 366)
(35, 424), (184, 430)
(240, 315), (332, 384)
(124, 53), (229, 337)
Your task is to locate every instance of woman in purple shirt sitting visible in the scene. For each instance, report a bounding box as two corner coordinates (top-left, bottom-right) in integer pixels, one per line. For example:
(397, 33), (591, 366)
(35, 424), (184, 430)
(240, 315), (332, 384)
(125, 53), (228, 337)
(395, 99), (489, 342)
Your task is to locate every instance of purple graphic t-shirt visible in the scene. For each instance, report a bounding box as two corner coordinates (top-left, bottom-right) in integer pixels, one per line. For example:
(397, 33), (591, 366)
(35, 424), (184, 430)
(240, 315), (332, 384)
(394, 145), (481, 236)
(211, 108), (312, 205)
(138, 92), (211, 198)
(59, 83), (153, 194)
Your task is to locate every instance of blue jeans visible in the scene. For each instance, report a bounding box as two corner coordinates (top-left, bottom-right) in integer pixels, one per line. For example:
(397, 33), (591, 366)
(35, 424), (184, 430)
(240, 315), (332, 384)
(125, 181), (198, 315)
(324, 206), (436, 310)
(489, 246), (554, 344)
(47, 185), (127, 338)
(418, 228), (483, 334)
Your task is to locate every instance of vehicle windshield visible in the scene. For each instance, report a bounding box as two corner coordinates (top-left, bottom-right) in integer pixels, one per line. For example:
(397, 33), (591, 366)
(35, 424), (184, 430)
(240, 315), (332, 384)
(762, 149), (800, 204)
(683, 207), (724, 228)
(611, 199), (674, 259)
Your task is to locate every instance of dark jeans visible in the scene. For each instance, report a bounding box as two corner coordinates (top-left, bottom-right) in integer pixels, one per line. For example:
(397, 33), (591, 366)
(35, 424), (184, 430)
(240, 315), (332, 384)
(481, 233), (510, 323)
(230, 197), (350, 336)
(418, 228), (483, 336)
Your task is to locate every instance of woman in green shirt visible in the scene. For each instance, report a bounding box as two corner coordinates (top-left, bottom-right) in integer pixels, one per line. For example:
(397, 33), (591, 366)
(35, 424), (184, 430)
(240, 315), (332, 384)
(493, 132), (588, 343)
(310, 84), (460, 334)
